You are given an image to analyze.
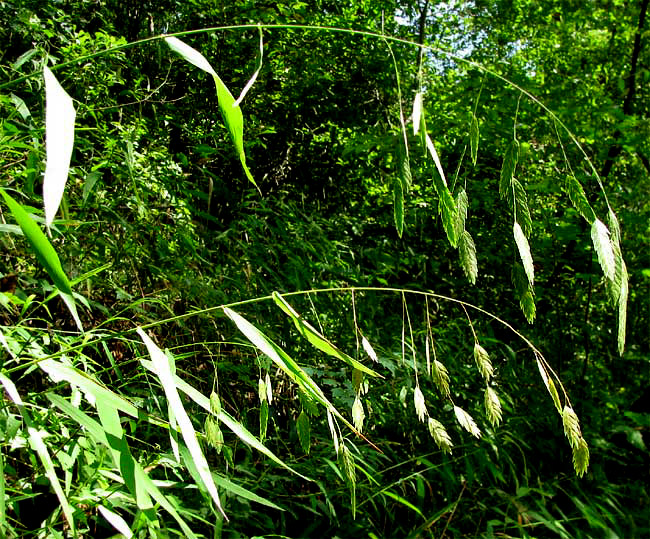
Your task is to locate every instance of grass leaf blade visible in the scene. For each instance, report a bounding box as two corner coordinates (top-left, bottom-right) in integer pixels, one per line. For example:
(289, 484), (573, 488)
(0, 188), (82, 331)
(43, 66), (76, 228)
(137, 328), (226, 519)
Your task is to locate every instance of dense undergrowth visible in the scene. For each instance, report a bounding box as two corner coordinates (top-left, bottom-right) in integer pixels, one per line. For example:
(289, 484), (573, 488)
(1, 1), (649, 538)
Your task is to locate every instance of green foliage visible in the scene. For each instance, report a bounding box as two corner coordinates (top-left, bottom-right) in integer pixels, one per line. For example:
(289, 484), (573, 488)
(0, 2), (648, 538)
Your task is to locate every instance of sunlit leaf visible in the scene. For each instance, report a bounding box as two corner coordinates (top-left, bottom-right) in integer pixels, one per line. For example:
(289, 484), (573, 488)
(98, 505), (133, 539)
(412, 91), (423, 135)
(165, 36), (258, 191)
(271, 292), (382, 378)
(0, 188), (82, 331)
(138, 328), (226, 518)
(43, 66), (76, 228)
(0, 373), (75, 533)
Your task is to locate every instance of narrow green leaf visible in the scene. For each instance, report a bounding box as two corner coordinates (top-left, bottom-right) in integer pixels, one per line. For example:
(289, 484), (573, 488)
(536, 358), (562, 413)
(38, 358), (138, 417)
(212, 471), (283, 511)
(296, 410), (311, 454)
(260, 399), (269, 442)
(140, 358), (309, 480)
(499, 139), (519, 197)
(618, 260), (628, 356)
(425, 133), (447, 187)
(224, 307), (366, 442)
(43, 66), (76, 227)
(0, 189), (82, 331)
(138, 329), (226, 518)
(271, 292), (382, 378)
(165, 36), (258, 191)
(412, 91), (423, 135)
(470, 115), (479, 166)
(98, 505), (134, 539)
(0, 373), (75, 534)
(393, 175), (404, 238)
(96, 400), (153, 512)
(459, 230), (478, 284)
(47, 393), (200, 539)
(233, 25), (263, 107)
(591, 219), (616, 281)
(513, 221), (534, 287)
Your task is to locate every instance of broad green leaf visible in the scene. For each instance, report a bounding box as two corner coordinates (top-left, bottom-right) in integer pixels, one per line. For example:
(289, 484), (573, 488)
(470, 115), (479, 166)
(271, 292), (382, 378)
(459, 230), (478, 284)
(412, 91), (423, 135)
(0, 189), (82, 331)
(43, 66), (76, 228)
(47, 393), (200, 538)
(0, 373), (75, 534)
(165, 36), (258, 191)
(591, 219), (616, 281)
(565, 175), (596, 224)
(296, 410), (311, 454)
(393, 175), (404, 238)
(140, 358), (310, 481)
(513, 221), (534, 287)
(138, 328), (225, 518)
(499, 139), (519, 197)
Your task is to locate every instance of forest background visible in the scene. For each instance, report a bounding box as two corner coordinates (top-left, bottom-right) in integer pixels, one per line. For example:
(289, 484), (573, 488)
(0, 0), (649, 538)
